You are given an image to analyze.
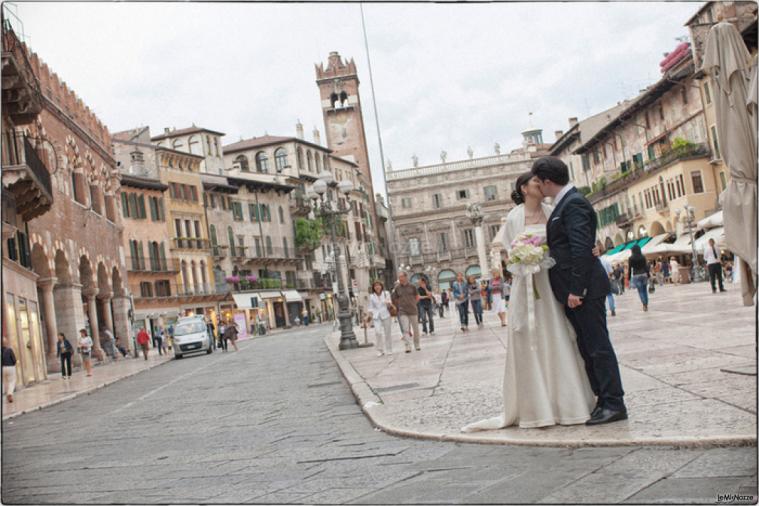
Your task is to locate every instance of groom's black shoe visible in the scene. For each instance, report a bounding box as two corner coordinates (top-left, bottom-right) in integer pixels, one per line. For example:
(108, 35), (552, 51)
(586, 408), (628, 426)
(590, 404), (603, 419)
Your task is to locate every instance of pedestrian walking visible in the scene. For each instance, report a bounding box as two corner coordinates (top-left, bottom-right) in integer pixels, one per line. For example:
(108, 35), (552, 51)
(100, 326), (116, 360)
(136, 327), (150, 360)
(628, 245), (651, 311)
(223, 320), (239, 352)
(152, 327), (164, 356)
(489, 268), (508, 327)
(302, 309), (310, 326)
(468, 275), (484, 329)
(661, 257), (671, 284)
(704, 238), (726, 293)
(417, 277), (435, 335)
(206, 318), (216, 350)
(655, 258), (665, 287)
(2, 337), (17, 403)
(439, 290), (448, 318)
(56, 333), (74, 379)
(218, 320), (228, 351)
(391, 271), (421, 353)
(114, 336), (129, 358)
(669, 257), (680, 284)
(160, 327), (169, 354)
(78, 328), (94, 376)
(612, 263), (625, 294)
(368, 281), (394, 356)
(452, 272), (469, 332)
(600, 255), (617, 317)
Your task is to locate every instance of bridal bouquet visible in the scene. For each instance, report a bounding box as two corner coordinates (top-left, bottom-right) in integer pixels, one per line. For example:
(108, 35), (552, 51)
(506, 233), (555, 300)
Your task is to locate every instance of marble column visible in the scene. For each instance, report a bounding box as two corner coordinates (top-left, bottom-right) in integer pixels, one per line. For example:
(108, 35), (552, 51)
(37, 277), (60, 372)
(111, 295), (133, 353)
(53, 283), (86, 367)
(82, 289), (103, 359)
(474, 225), (490, 281)
(98, 291), (114, 335)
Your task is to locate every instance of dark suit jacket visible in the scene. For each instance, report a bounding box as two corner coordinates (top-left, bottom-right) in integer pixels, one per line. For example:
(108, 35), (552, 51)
(546, 188), (610, 303)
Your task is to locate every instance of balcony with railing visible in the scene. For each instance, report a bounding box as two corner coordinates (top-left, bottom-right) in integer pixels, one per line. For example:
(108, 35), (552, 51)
(171, 237), (211, 251)
(211, 244), (227, 258)
(130, 281), (227, 301)
(225, 276), (296, 292)
(1, 130), (53, 221)
(2, 21), (43, 123)
(289, 194), (312, 217)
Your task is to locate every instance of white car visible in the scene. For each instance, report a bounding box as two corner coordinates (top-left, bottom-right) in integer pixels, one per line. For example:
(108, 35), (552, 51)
(172, 317), (213, 359)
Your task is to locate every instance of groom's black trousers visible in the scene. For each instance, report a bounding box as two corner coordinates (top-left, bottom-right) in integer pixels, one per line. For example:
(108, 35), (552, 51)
(564, 297), (626, 412)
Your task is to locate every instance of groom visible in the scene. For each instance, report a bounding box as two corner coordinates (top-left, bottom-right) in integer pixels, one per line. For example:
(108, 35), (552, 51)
(532, 156), (627, 425)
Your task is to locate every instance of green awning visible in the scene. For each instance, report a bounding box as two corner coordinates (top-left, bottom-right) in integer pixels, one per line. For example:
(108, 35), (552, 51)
(605, 244), (625, 255)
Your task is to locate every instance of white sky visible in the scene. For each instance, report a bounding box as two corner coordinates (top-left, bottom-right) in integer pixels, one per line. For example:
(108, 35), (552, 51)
(14, 1), (698, 195)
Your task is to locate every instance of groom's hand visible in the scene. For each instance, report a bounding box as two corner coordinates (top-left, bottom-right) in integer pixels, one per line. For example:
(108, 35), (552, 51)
(567, 294), (583, 308)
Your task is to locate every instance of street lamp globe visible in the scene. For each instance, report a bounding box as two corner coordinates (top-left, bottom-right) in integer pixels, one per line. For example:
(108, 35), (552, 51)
(317, 170), (335, 186)
(338, 179), (354, 195)
(313, 179), (328, 196)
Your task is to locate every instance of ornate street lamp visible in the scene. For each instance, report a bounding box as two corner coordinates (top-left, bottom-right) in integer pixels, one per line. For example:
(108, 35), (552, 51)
(675, 205), (704, 282)
(466, 203), (490, 281)
(310, 173), (359, 350)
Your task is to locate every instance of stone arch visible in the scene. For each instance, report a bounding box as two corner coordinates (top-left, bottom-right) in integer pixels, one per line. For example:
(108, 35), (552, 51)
(465, 265), (481, 279)
(30, 243), (52, 279)
(649, 221), (665, 236)
(79, 255), (95, 291)
(97, 262), (111, 295)
(54, 249), (72, 284)
(111, 266), (125, 296)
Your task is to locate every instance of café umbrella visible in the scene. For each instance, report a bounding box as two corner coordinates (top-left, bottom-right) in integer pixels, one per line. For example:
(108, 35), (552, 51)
(701, 20), (757, 305)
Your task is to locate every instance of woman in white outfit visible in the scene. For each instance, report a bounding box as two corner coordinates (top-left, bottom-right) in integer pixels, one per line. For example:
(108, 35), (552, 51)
(489, 268), (508, 327)
(367, 281), (394, 357)
(462, 172), (595, 431)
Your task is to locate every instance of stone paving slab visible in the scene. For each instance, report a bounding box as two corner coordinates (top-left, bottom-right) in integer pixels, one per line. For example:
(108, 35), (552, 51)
(327, 282), (757, 447)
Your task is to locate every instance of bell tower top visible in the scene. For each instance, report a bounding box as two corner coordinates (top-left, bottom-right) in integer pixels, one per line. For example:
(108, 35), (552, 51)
(315, 51), (359, 82)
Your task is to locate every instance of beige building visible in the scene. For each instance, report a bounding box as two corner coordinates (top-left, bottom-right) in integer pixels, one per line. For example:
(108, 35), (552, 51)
(387, 131), (548, 291)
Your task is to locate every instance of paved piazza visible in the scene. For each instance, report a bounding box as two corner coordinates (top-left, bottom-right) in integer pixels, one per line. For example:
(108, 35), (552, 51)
(2, 314), (757, 504)
(330, 281), (756, 447)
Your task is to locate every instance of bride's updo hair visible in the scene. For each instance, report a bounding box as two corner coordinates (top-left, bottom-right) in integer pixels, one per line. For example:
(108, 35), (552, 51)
(511, 171), (534, 205)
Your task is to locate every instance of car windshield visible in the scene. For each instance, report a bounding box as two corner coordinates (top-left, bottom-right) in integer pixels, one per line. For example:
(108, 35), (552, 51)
(174, 322), (206, 336)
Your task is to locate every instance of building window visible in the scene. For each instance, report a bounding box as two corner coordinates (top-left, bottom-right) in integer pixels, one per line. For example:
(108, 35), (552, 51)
(690, 171), (704, 194)
(315, 152), (322, 172)
(710, 125), (721, 159)
(593, 149), (600, 164)
(121, 192), (130, 218)
(306, 151), (313, 172)
(283, 238), (289, 258)
(409, 238), (420, 256)
(484, 185), (497, 201)
(89, 185), (102, 214)
(489, 224), (500, 240)
(719, 171), (727, 192)
(265, 236), (273, 255)
(401, 197), (411, 209)
(296, 147), (303, 171)
(254, 237), (262, 257)
(278, 205), (285, 224)
(457, 189), (469, 200)
(136, 194), (146, 219)
(71, 171), (85, 204)
(676, 174), (685, 197)
(681, 86), (688, 104)
(437, 232), (448, 253)
(140, 282), (153, 298)
(704, 81), (712, 104)
(249, 203), (259, 222)
(232, 201), (243, 221)
(155, 280), (171, 297)
(274, 148), (288, 172)
(644, 111), (650, 129)
(188, 136), (201, 156)
(432, 193), (442, 209)
(235, 155), (249, 172)
(464, 229), (476, 248)
(255, 151), (269, 173)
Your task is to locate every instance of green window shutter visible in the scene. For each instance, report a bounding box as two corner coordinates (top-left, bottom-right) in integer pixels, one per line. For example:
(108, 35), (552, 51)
(138, 195), (146, 219)
(121, 192), (129, 218)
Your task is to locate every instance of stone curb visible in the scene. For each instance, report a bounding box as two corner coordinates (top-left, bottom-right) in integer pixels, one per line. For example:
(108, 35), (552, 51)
(323, 332), (757, 449)
(2, 356), (174, 422)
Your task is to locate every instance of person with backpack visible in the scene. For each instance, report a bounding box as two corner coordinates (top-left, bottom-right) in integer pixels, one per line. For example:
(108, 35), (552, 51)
(2, 337), (17, 403)
(56, 333), (74, 380)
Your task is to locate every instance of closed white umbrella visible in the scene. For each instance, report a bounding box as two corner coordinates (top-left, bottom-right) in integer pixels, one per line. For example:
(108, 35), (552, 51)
(701, 20), (757, 306)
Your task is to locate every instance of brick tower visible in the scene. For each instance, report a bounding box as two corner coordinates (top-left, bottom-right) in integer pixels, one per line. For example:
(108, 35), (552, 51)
(315, 51), (373, 185)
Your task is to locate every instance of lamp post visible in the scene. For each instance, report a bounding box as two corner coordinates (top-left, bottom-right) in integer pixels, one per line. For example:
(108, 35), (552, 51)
(310, 172), (359, 350)
(675, 205), (703, 282)
(466, 203), (490, 281)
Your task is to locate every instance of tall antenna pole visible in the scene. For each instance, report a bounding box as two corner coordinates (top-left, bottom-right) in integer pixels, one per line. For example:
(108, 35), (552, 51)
(360, 2), (397, 278)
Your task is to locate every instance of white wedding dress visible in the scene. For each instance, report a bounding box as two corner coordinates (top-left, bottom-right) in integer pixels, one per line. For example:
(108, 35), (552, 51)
(462, 204), (595, 430)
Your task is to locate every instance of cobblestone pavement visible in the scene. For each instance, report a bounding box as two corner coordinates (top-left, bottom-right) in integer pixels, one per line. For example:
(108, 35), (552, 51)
(2, 324), (756, 504)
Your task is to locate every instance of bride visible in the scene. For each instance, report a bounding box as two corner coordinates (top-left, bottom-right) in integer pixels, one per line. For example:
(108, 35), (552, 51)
(462, 171), (595, 430)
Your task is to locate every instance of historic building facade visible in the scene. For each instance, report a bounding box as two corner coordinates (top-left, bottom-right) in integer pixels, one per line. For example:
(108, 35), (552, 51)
(2, 22), (55, 383)
(387, 131), (546, 291)
(3, 29), (131, 378)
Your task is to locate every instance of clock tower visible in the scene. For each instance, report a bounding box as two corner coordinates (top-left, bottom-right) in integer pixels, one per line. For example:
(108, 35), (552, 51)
(315, 51), (373, 185)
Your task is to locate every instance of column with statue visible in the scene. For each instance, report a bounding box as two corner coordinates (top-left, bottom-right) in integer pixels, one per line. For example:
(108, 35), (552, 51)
(466, 203), (490, 281)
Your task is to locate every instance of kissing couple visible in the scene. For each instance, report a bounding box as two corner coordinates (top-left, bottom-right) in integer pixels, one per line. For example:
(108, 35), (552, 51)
(463, 156), (627, 430)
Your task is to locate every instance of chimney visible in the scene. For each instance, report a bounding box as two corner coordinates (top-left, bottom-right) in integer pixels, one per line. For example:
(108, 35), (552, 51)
(568, 117), (579, 127)
(296, 120), (304, 140)
(555, 130), (564, 140)
(313, 127), (321, 146)
(164, 127), (171, 134)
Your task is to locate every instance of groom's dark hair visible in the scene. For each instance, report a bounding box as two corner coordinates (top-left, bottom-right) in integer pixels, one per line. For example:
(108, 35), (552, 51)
(531, 156), (570, 186)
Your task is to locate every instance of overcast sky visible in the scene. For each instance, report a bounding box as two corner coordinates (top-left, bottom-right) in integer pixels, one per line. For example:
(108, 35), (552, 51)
(14, 1), (698, 194)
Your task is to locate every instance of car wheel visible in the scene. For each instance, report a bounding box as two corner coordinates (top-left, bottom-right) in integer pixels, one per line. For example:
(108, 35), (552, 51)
(206, 347), (212, 354)
(175, 354), (183, 359)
